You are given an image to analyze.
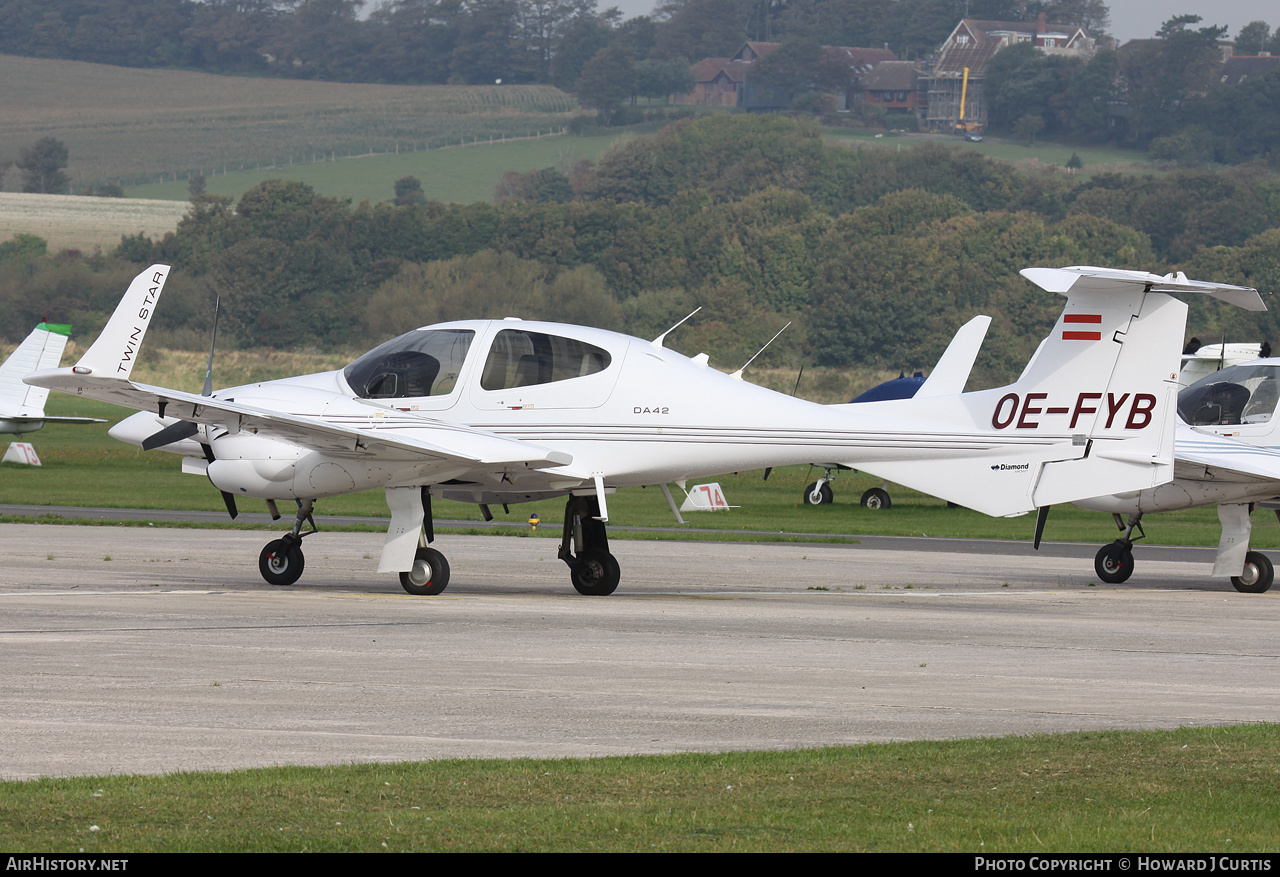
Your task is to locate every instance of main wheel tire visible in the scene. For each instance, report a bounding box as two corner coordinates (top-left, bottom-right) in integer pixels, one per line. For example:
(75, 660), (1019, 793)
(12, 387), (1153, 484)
(860, 487), (892, 510)
(570, 548), (620, 596)
(400, 546), (450, 596)
(803, 482), (834, 505)
(259, 538), (304, 586)
(1094, 542), (1134, 584)
(1231, 550), (1274, 593)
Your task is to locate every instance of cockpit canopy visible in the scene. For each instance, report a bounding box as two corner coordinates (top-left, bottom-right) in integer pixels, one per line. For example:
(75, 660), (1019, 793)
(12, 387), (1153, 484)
(1178, 363), (1280, 426)
(343, 325), (614, 400)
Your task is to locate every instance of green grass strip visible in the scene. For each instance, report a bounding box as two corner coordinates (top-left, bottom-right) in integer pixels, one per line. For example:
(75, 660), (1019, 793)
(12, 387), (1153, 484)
(3, 725), (1277, 852)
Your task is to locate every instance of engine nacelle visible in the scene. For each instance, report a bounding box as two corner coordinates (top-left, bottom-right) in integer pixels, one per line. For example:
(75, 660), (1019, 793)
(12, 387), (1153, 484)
(206, 433), (413, 499)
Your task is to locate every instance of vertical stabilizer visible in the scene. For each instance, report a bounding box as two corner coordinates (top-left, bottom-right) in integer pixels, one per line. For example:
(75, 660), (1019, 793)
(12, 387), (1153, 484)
(0, 323), (71, 416)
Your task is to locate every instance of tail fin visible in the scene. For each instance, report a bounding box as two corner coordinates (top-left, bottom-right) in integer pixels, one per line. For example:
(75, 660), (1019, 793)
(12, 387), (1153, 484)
(72, 265), (170, 380)
(852, 267), (1264, 516)
(0, 323), (71, 416)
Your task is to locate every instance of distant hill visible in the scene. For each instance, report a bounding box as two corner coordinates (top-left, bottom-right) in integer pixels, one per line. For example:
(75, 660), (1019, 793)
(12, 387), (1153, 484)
(0, 54), (581, 193)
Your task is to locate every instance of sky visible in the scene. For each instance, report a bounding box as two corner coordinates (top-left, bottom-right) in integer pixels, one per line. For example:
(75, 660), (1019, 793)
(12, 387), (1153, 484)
(602, 2), (1265, 44)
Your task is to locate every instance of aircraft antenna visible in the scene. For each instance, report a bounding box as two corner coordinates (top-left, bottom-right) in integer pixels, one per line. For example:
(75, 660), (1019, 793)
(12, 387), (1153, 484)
(791, 365), (804, 396)
(730, 322), (791, 381)
(651, 307), (701, 349)
(202, 296), (221, 397)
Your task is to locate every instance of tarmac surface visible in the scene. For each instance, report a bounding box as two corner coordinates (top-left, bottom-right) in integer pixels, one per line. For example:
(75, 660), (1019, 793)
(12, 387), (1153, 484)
(1, 521), (1277, 780)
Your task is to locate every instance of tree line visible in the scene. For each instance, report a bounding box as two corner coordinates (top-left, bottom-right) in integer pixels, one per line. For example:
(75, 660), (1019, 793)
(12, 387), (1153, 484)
(2, 115), (1278, 387)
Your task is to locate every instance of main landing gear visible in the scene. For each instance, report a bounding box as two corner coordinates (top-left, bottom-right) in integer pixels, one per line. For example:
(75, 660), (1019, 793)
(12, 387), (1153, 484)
(801, 466), (894, 510)
(1094, 508), (1274, 593)
(559, 494), (620, 595)
(258, 499), (317, 586)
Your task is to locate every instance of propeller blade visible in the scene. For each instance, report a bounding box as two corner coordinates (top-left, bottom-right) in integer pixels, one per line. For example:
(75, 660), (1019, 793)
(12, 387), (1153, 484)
(141, 419), (199, 450)
(200, 441), (238, 520)
(220, 490), (239, 521)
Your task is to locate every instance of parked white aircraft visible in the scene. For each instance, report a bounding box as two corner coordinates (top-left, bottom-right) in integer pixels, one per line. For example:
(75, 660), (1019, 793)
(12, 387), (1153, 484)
(1077, 358), (1280, 593)
(1, 322), (104, 435)
(27, 264), (1260, 595)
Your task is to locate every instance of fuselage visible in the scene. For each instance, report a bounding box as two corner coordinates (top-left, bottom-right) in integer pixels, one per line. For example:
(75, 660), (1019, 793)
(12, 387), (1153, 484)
(112, 319), (1090, 506)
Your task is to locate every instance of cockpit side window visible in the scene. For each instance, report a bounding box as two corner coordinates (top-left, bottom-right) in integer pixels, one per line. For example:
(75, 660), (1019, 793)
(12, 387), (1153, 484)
(479, 329), (612, 391)
(344, 329), (474, 399)
(1178, 364), (1280, 426)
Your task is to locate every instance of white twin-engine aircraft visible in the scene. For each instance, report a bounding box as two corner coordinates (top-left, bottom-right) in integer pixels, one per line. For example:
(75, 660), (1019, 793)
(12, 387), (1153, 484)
(26, 264), (1261, 596)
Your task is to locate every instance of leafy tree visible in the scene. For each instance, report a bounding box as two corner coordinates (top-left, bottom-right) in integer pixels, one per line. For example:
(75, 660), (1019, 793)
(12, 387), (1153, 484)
(394, 175), (427, 206)
(632, 58), (694, 103)
(576, 46), (634, 124)
(16, 137), (70, 194)
(1234, 21), (1271, 56)
(985, 41), (1066, 133)
(1046, 0), (1110, 34)
(1123, 15), (1228, 143)
(1013, 113), (1046, 145)
(649, 0), (749, 62)
(549, 12), (614, 90)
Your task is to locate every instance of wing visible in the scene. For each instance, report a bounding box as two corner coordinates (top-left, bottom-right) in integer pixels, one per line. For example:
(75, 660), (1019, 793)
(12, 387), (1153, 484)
(1175, 423), (1280, 485)
(25, 372), (573, 471)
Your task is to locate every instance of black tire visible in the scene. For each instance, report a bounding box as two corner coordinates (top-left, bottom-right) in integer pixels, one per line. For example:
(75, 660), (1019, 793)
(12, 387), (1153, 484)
(400, 546), (450, 596)
(570, 548), (620, 596)
(259, 538), (304, 586)
(803, 482), (834, 505)
(860, 487), (892, 510)
(1094, 542), (1134, 584)
(1231, 551), (1274, 594)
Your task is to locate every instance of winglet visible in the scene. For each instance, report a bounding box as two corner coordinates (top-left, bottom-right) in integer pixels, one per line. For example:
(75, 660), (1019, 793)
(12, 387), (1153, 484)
(73, 265), (170, 380)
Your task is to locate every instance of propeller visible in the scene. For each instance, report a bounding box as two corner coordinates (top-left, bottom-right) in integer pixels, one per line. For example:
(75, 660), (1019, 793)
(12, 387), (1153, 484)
(141, 297), (239, 519)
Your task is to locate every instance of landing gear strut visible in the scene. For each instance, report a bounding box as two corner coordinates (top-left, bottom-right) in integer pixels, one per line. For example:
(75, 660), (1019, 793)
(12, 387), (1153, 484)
(258, 499), (317, 586)
(559, 494), (620, 595)
(1094, 512), (1142, 584)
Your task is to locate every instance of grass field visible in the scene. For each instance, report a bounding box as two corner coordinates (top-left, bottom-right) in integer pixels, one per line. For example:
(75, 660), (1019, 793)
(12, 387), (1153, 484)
(3, 724), (1276, 851)
(127, 129), (632, 205)
(0, 53), (581, 193)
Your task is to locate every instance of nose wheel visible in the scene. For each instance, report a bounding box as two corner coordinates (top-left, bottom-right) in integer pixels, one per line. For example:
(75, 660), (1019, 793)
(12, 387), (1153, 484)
(257, 499), (316, 586)
(259, 536), (305, 586)
(1093, 541), (1134, 584)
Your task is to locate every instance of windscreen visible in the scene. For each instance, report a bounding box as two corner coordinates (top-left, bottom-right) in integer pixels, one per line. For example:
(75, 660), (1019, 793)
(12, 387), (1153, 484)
(344, 329), (474, 399)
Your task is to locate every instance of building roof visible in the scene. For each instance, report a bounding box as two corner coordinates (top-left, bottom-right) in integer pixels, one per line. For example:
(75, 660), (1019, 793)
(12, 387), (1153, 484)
(932, 17), (1090, 77)
(1220, 54), (1280, 85)
(860, 60), (919, 90)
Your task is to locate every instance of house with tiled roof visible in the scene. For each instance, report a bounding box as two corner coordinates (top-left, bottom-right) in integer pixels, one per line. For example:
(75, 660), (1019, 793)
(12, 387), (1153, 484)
(922, 13), (1095, 132)
(1218, 53), (1280, 85)
(856, 60), (925, 115)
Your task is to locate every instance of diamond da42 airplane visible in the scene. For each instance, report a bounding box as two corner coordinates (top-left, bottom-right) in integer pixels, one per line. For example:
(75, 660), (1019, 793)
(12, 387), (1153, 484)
(26, 264), (1260, 595)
